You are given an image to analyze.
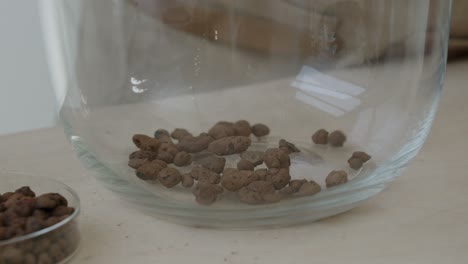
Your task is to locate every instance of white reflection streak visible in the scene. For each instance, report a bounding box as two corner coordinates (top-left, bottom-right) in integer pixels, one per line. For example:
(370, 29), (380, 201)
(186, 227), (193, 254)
(131, 77), (148, 94)
(131, 77), (145, 85)
(292, 66), (365, 116)
(293, 81), (361, 112)
(292, 80), (352, 100)
(296, 91), (344, 117)
(296, 66), (365, 96)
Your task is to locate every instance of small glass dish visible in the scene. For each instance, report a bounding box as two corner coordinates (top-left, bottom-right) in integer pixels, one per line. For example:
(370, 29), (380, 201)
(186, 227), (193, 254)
(0, 173), (80, 264)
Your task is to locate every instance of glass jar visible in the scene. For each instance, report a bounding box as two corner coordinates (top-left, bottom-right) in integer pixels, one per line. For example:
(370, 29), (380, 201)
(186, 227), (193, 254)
(41, 0), (451, 227)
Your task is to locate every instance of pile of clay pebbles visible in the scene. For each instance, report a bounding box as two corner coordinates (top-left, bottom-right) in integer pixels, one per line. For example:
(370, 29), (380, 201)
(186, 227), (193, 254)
(0, 187), (79, 264)
(128, 120), (371, 205)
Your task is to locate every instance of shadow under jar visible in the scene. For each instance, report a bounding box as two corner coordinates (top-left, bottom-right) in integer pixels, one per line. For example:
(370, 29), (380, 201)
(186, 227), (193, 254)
(42, 0), (451, 227)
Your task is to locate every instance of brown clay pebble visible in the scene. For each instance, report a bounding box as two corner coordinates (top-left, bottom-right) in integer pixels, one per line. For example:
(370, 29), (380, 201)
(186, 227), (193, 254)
(246, 181), (276, 194)
(312, 129), (329, 145)
(190, 166), (221, 184)
(298, 181), (321, 196)
(158, 168), (182, 188)
(136, 160), (167, 180)
(237, 159), (255, 171)
(15, 186), (36, 197)
(49, 243), (64, 262)
(2, 192), (14, 201)
(208, 122), (236, 139)
(25, 217), (44, 233)
(156, 151), (174, 164)
(44, 216), (63, 227)
(9, 215), (27, 227)
(33, 238), (51, 254)
(1, 210), (15, 226)
(156, 143), (179, 164)
(216, 121), (234, 126)
(24, 253), (36, 264)
(326, 170), (348, 188)
(173, 151), (192, 167)
(265, 168), (291, 190)
(199, 155), (226, 174)
(177, 133), (214, 153)
(251, 123), (270, 137)
(32, 209), (48, 220)
(158, 134), (173, 144)
(328, 130), (346, 147)
(21, 240), (34, 252)
(170, 128), (193, 140)
(348, 157), (364, 170)
(52, 206), (74, 217)
(208, 136), (251, 156)
(132, 134), (161, 151)
(37, 252), (52, 264)
(158, 142), (179, 155)
(129, 150), (157, 161)
(5, 225), (25, 238)
(154, 129), (170, 138)
(238, 188), (262, 204)
(240, 151), (264, 166)
(135, 168), (153, 181)
(128, 158), (148, 169)
(154, 129), (173, 143)
(352, 151), (372, 162)
(279, 139), (300, 154)
(1, 247), (23, 263)
(238, 181), (278, 204)
(289, 179), (307, 192)
(193, 183), (223, 205)
(233, 120), (252, 136)
(181, 174), (194, 188)
(0, 227), (6, 239)
(152, 159), (168, 168)
(57, 238), (69, 251)
(197, 182), (223, 194)
(254, 168), (268, 181)
(263, 148), (290, 169)
(10, 197), (36, 217)
(221, 169), (258, 192)
(262, 193), (282, 203)
(4, 193), (26, 209)
(154, 129), (173, 144)
(279, 186), (296, 196)
(35, 193), (67, 209)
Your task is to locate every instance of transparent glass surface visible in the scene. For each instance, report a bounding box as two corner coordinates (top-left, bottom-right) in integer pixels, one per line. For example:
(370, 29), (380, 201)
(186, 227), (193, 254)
(43, 0), (451, 227)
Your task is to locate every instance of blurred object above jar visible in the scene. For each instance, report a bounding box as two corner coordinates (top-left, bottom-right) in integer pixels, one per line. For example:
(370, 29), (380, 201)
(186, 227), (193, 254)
(449, 0), (468, 60)
(131, 0), (467, 62)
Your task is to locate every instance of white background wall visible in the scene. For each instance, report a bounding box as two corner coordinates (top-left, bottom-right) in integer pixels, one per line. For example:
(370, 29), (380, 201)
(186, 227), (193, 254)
(0, 1), (57, 135)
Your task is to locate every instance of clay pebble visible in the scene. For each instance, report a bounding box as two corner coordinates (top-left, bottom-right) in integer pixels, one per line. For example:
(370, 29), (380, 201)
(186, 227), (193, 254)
(328, 130), (346, 147)
(325, 170), (348, 188)
(221, 169), (258, 192)
(263, 148), (290, 169)
(208, 136), (251, 156)
(312, 129), (329, 145)
(279, 139), (300, 154)
(251, 123), (270, 137)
